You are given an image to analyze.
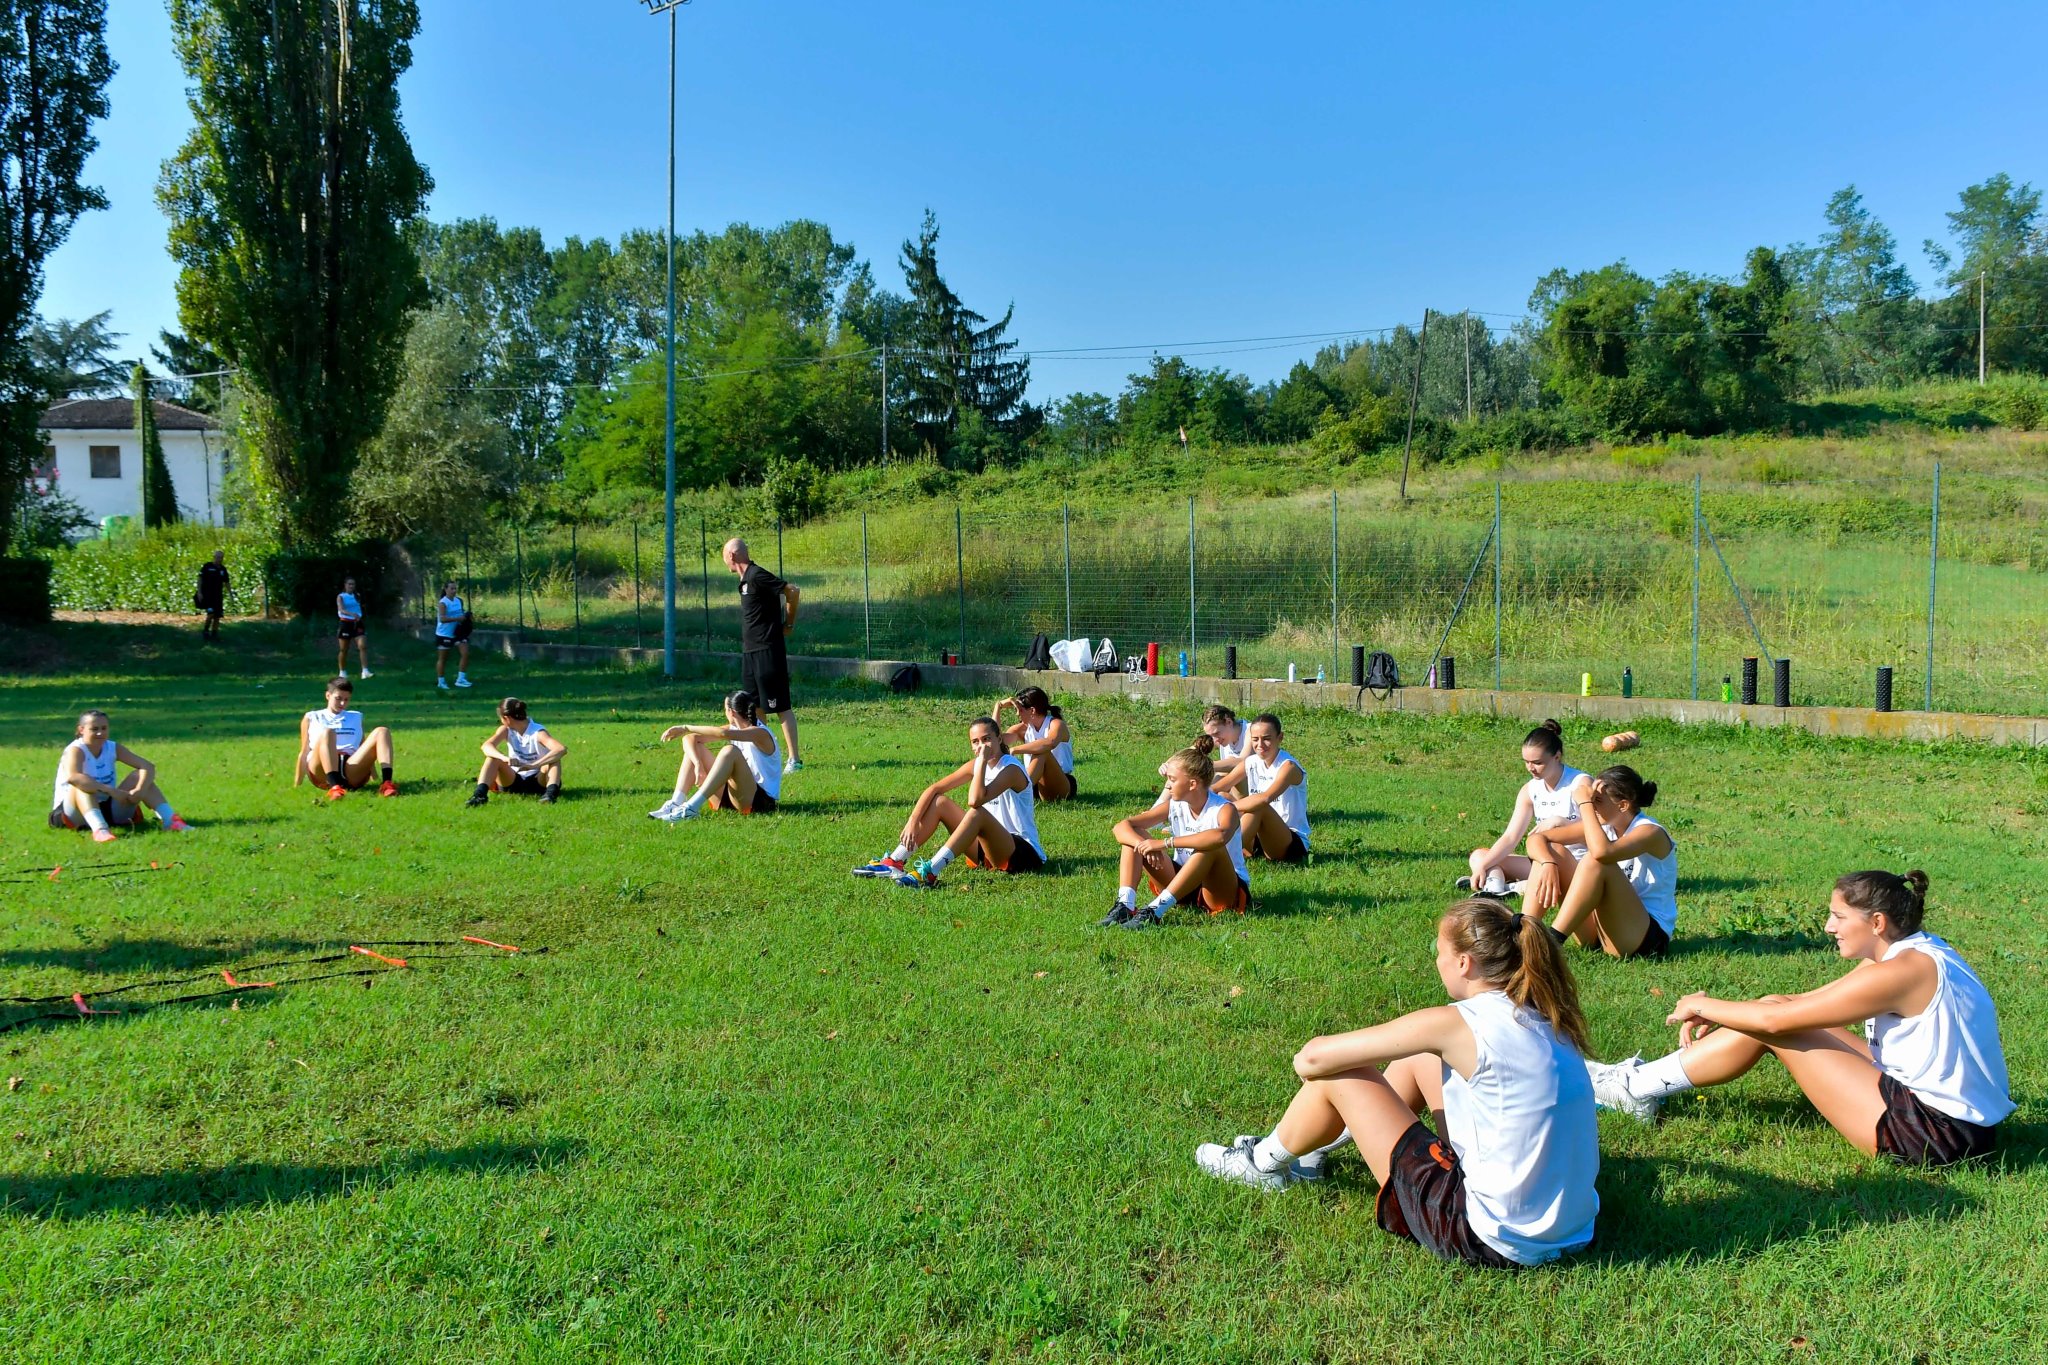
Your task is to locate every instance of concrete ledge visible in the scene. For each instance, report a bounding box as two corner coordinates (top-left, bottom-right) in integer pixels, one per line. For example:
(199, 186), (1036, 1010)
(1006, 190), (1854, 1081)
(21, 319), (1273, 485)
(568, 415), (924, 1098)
(417, 627), (2048, 749)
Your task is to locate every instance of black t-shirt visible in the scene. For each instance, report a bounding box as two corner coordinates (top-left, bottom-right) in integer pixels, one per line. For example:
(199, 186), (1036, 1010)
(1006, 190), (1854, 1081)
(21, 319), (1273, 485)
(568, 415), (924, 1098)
(738, 563), (787, 652)
(197, 561), (230, 607)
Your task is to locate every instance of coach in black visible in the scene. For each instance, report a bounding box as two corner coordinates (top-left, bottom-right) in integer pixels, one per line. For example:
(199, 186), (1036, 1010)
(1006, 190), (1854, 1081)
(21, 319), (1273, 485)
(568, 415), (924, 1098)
(723, 537), (804, 774)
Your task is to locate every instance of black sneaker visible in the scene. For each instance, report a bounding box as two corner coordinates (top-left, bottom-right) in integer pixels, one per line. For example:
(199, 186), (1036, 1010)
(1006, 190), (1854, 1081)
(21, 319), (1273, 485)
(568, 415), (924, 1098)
(538, 790), (558, 805)
(1097, 903), (1136, 928)
(1120, 907), (1164, 930)
(465, 791), (489, 808)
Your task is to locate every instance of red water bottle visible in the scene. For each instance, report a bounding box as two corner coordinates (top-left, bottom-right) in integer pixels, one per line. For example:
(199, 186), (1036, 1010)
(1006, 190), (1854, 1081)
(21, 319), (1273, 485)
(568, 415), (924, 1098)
(1146, 642), (1160, 676)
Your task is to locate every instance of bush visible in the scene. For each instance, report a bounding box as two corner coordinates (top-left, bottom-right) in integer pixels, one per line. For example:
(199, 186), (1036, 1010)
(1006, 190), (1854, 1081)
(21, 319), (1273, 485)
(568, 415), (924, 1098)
(50, 526), (273, 615)
(1989, 378), (2046, 432)
(263, 542), (400, 620)
(0, 557), (52, 624)
(760, 455), (826, 527)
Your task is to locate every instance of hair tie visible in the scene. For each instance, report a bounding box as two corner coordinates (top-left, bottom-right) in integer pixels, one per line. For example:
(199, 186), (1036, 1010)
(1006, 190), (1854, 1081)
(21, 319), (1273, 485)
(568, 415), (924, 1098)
(1509, 912), (1525, 929)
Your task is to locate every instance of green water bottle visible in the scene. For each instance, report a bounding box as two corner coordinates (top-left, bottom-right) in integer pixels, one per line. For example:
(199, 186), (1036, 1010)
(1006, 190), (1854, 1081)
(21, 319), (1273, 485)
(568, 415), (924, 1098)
(1622, 667), (1633, 699)
(1721, 675), (1734, 703)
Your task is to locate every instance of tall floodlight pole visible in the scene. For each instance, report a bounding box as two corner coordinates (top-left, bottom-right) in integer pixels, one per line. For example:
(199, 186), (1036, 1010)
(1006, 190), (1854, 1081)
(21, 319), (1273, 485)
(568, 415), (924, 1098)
(641, 1), (692, 675)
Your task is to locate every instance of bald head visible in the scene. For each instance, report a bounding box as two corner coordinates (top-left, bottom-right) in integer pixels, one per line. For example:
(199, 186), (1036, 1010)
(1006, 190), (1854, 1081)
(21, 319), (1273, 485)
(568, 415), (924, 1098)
(722, 537), (750, 575)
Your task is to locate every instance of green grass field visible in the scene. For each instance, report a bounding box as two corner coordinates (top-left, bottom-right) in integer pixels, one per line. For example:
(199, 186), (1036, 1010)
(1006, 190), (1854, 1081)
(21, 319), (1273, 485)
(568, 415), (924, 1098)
(1, 623), (2044, 1361)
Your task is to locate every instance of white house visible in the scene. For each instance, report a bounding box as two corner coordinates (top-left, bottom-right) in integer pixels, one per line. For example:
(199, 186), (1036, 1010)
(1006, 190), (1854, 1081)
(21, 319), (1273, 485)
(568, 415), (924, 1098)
(37, 398), (231, 529)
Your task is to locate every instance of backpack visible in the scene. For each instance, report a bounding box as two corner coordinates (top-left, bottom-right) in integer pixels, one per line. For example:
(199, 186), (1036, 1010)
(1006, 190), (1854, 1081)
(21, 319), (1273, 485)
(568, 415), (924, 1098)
(888, 663), (922, 694)
(453, 610), (474, 642)
(1024, 632), (1053, 670)
(1364, 650), (1400, 698)
(1090, 638), (1119, 675)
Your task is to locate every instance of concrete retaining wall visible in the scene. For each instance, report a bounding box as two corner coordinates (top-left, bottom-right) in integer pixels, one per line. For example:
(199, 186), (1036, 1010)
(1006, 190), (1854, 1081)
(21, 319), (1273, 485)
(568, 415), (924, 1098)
(422, 627), (2048, 749)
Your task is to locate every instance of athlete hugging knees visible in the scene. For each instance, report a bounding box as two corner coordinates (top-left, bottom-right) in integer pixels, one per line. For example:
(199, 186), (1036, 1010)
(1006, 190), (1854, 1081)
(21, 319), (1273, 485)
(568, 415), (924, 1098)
(1100, 744), (1248, 929)
(648, 690), (781, 823)
(50, 710), (192, 842)
(468, 697), (564, 807)
(296, 677), (397, 799)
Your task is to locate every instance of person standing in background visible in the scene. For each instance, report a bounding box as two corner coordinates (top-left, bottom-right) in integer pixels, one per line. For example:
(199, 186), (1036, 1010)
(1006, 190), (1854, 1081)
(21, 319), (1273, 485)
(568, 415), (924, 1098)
(195, 550), (229, 643)
(723, 537), (804, 774)
(336, 577), (372, 681)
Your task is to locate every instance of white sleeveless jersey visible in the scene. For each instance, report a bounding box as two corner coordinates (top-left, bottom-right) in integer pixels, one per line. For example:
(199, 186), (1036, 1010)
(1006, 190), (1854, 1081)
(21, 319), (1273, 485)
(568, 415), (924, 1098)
(979, 754), (1042, 857)
(1524, 765), (1586, 856)
(436, 595), (464, 638)
(1214, 727), (1246, 765)
(1613, 813), (1677, 935)
(53, 737), (119, 808)
(1169, 791), (1249, 885)
(305, 708), (364, 759)
(337, 591), (362, 621)
(735, 727), (780, 802)
(1024, 716), (1074, 775)
(1868, 933), (2014, 1127)
(1245, 748), (1310, 847)
(1442, 991), (1600, 1265)
(504, 721), (551, 776)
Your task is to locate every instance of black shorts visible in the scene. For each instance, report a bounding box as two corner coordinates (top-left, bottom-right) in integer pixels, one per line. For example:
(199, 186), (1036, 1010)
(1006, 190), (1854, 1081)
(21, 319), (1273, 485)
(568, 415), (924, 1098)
(741, 648), (792, 715)
(968, 840), (1044, 874)
(1374, 1122), (1524, 1270)
(506, 772), (545, 796)
(436, 633), (462, 651)
(337, 619), (365, 640)
(1876, 1073), (1997, 1167)
(1261, 830), (1308, 864)
(1626, 919), (1672, 959)
(746, 790), (777, 815)
(48, 799), (132, 831)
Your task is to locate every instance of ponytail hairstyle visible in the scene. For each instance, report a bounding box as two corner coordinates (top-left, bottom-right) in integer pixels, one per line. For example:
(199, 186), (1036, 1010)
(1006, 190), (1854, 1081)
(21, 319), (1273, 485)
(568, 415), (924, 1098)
(1595, 764), (1657, 809)
(498, 697), (529, 723)
(1202, 703), (1239, 730)
(1163, 745), (1217, 788)
(1187, 732), (1219, 758)
(969, 716), (1008, 754)
(1442, 897), (1591, 1055)
(725, 690), (762, 726)
(1014, 685), (1061, 721)
(1835, 869), (1929, 937)
(1522, 718), (1564, 757)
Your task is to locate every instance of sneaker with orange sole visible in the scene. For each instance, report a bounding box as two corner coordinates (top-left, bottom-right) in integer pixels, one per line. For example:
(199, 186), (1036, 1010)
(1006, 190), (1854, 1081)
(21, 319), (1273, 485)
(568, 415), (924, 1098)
(326, 785), (347, 802)
(378, 781), (399, 798)
(167, 816), (193, 832)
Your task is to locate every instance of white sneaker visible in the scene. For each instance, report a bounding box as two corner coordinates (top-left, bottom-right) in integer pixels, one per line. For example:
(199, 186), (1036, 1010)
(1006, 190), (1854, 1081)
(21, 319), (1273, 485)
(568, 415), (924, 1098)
(647, 800), (680, 819)
(656, 803), (699, 824)
(1236, 1133), (1335, 1182)
(1481, 871), (1509, 896)
(1587, 1055), (1661, 1123)
(437, 678), (450, 690)
(1194, 1136), (1294, 1191)
(360, 668), (373, 680)
(455, 674), (472, 688)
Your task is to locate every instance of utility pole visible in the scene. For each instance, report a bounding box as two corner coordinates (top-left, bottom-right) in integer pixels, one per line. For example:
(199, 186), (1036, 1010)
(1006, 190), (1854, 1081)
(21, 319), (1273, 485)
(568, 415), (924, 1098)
(1398, 309), (1430, 502)
(1978, 271), (1987, 385)
(638, 0), (692, 675)
(880, 341), (889, 461)
(1463, 312), (1473, 422)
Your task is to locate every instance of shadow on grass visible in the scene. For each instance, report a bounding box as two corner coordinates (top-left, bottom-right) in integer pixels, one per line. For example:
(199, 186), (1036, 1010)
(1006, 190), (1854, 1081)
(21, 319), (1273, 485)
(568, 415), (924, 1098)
(1583, 1152), (1983, 1265)
(0, 1139), (585, 1220)
(1667, 932), (1832, 959)
(1683, 875), (1770, 894)
(0, 937), (326, 975)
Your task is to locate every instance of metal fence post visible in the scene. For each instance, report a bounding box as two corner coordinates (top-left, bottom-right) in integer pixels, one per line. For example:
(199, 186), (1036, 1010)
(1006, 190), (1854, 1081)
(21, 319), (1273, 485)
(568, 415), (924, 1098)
(700, 514), (711, 652)
(1493, 481), (1502, 692)
(632, 522), (644, 650)
(571, 522), (581, 646)
(955, 505), (967, 665)
(861, 511), (872, 661)
(514, 523), (525, 636)
(1926, 462), (1941, 711)
(1187, 495), (1197, 675)
(1329, 490), (1339, 679)
(1691, 473), (1701, 700)
(1062, 503), (1072, 642)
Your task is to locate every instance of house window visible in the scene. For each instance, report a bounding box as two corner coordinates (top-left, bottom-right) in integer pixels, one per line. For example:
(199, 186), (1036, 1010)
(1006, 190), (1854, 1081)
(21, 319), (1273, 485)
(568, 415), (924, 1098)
(89, 445), (121, 479)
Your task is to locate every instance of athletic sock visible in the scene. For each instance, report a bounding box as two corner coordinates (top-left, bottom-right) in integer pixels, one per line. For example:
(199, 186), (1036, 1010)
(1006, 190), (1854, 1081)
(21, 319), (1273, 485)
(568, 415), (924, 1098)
(380, 766), (393, 784)
(1145, 890), (1176, 916)
(928, 847), (956, 875)
(1116, 885), (1137, 910)
(153, 803), (176, 826)
(1251, 1133), (1296, 1173)
(1633, 1051), (1699, 1100)
(678, 792), (705, 816)
(889, 844), (912, 864)
(326, 771), (344, 790)
(1308, 1128), (1352, 1157)
(82, 806), (109, 834)
(472, 783), (490, 800)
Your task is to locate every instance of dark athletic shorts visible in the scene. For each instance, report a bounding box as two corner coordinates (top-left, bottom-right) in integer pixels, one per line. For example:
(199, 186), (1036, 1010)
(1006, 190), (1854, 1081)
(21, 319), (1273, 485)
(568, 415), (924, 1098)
(741, 648), (792, 715)
(337, 619), (365, 640)
(1876, 1073), (1997, 1167)
(49, 799), (132, 831)
(1374, 1122), (1524, 1270)
(506, 772), (544, 796)
(1263, 830), (1308, 864)
(746, 790), (777, 815)
(436, 633), (461, 651)
(967, 840), (1044, 874)
(1626, 919), (1672, 960)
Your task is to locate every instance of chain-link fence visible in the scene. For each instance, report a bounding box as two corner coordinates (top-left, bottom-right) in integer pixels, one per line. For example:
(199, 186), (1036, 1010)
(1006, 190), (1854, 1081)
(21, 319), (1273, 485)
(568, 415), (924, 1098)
(411, 460), (2048, 718)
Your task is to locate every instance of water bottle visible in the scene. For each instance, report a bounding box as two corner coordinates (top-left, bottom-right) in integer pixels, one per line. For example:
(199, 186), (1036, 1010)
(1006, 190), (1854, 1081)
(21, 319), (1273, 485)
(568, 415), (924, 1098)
(1721, 675), (1734, 703)
(1314, 665), (1325, 684)
(1286, 663), (1297, 683)
(1622, 667), (1633, 699)
(1178, 650), (1189, 677)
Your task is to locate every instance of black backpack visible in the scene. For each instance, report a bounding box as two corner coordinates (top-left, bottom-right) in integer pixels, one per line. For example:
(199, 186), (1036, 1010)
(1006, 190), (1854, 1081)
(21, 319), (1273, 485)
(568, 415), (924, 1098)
(1024, 632), (1052, 670)
(1364, 650), (1400, 698)
(888, 663), (922, 694)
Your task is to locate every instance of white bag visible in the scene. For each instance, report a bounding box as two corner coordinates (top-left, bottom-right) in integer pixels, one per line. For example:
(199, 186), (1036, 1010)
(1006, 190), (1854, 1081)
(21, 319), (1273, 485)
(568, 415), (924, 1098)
(1049, 637), (1093, 673)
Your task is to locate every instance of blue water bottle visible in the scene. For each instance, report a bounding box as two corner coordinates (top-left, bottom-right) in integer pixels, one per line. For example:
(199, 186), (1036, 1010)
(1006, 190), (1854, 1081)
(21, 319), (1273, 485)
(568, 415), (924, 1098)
(1178, 650), (1189, 677)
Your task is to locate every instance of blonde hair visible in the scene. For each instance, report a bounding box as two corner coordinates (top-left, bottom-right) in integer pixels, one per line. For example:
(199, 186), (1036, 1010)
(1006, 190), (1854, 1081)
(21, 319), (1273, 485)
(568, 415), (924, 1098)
(1441, 897), (1591, 1055)
(1162, 745), (1216, 788)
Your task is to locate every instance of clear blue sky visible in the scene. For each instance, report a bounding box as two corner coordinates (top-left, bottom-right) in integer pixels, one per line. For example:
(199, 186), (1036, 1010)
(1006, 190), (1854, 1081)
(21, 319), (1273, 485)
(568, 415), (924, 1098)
(47, 0), (2048, 400)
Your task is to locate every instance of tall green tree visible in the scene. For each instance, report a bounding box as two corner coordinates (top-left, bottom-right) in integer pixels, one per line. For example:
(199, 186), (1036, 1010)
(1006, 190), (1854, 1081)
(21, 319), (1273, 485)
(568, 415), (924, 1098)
(133, 363), (178, 528)
(1782, 187), (1929, 390)
(897, 212), (1029, 458)
(149, 329), (225, 413)
(350, 304), (507, 539)
(0, 0), (113, 554)
(29, 310), (123, 401)
(159, 0), (430, 550)
(1925, 173), (2048, 376)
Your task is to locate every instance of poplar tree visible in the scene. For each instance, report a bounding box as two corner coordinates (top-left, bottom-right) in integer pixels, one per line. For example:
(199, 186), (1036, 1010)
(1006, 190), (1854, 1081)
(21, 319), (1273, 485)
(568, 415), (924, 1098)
(133, 364), (177, 528)
(158, 0), (430, 549)
(0, 0), (113, 554)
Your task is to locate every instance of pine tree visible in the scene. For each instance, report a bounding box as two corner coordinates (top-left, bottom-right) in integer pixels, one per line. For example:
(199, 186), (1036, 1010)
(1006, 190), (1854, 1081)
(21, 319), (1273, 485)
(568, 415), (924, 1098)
(134, 365), (178, 528)
(897, 212), (1029, 456)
